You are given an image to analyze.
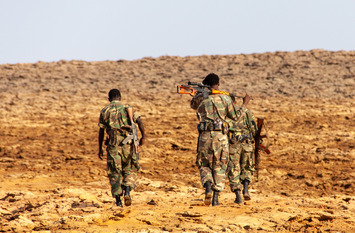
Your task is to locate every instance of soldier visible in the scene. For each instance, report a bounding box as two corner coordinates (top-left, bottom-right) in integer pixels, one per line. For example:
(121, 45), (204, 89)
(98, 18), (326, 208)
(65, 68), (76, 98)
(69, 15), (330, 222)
(227, 96), (257, 204)
(98, 89), (145, 207)
(191, 73), (250, 206)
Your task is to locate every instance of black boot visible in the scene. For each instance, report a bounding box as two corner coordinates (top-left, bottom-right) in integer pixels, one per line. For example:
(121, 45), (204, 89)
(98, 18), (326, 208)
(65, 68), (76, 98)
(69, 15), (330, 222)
(203, 181), (212, 206)
(124, 186), (132, 206)
(212, 191), (219, 206)
(243, 180), (251, 201)
(115, 195), (123, 207)
(234, 189), (243, 204)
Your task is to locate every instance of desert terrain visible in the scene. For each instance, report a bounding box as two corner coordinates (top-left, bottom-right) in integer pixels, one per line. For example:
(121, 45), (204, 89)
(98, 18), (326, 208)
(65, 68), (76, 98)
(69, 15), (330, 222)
(0, 49), (354, 232)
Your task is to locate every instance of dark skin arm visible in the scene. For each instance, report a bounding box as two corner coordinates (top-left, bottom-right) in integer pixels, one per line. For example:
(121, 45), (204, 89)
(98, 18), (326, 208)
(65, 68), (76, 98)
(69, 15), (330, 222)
(213, 82), (250, 107)
(242, 93), (251, 107)
(98, 128), (105, 160)
(136, 117), (146, 146)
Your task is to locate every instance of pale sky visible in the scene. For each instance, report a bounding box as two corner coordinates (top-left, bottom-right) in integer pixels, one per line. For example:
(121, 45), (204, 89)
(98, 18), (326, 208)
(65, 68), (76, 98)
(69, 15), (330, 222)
(0, 0), (354, 64)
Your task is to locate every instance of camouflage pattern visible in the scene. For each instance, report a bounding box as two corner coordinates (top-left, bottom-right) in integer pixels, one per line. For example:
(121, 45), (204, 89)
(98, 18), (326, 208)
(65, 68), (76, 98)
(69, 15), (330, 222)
(228, 141), (255, 190)
(227, 107), (257, 189)
(227, 142), (242, 191)
(190, 92), (205, 110)
(106, 143), (138, 197)
(194, 94), (245, 192)
(239, 142), (255, 182)
(196, 131), (229, 191)
(196, 94), (242, 123)
(98, 100), (140, 131)
(98, 100), (140, 197)
(228, 108), (257, 137)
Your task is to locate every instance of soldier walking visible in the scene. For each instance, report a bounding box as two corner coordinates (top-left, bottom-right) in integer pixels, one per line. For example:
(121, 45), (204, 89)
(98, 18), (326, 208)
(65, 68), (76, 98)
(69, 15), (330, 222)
(227, 96), (257, 204)
(98, 89), (145, 207)
(190, 73), (250, 206)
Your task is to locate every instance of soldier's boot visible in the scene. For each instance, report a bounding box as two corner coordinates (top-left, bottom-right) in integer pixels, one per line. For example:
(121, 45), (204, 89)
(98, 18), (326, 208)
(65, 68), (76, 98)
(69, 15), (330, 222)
(115, 195), (123, 207)
(234, 189), (243, 204)
(124, 186), (132, 206)
(243, 180), (251, 201)
(203, 181), (212, 206)
(212, 191), (220, 206)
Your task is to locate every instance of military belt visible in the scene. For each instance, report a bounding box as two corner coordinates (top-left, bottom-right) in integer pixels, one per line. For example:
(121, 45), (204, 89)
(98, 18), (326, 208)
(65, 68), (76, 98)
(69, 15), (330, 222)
(198, 121), (223, 131)
(230, 133), (253, 144)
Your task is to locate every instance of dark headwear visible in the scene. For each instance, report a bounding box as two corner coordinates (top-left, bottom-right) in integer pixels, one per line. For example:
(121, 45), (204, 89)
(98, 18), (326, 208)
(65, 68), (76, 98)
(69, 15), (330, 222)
(202, 73), (219, 87)
(108, 89), (121, 100)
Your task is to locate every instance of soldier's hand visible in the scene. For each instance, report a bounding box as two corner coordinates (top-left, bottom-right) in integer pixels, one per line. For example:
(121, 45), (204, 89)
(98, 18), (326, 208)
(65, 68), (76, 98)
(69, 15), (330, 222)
(139, 137), (145, 146)
(243, 93), (251, 106)
(98, 148), (104, 160)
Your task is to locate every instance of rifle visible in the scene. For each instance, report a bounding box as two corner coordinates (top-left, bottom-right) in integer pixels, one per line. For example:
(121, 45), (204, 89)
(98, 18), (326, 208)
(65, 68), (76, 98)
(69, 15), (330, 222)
(254, 118), (271, 181)
(177, 81), (243, 99)
(125, 107), (140, 170)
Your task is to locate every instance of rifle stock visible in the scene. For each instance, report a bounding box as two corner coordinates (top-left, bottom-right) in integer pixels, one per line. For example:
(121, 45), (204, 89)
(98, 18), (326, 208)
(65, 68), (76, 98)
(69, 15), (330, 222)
(126, 107), (140, 170)
(177, 82), (243, 98)
(177, 85), (198, 96)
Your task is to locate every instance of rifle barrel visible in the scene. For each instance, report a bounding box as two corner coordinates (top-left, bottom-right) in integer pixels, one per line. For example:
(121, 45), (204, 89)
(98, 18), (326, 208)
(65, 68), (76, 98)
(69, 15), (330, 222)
(179, 82), (244, 99)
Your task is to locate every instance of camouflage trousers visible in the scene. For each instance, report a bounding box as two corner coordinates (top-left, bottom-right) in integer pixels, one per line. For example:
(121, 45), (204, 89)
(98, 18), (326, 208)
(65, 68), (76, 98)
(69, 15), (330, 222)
(227, 141), (254, 192)
(196, 131), (229, 192)
(106, 143), (138, 197)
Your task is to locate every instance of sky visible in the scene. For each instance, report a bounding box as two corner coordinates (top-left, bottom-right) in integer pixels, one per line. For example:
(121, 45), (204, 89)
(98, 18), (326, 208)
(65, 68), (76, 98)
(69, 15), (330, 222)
(0, 0), (354, 64)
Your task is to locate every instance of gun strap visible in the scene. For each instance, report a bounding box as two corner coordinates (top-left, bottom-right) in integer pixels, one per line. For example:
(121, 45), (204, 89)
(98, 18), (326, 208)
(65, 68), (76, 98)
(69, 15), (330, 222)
(210, 96), (225, 122)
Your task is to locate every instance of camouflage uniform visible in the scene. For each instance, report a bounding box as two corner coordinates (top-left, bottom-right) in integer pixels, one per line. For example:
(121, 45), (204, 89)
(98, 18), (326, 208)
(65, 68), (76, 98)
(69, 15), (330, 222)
(98, 100), (140, 197)
(191, 94), (244, 192)
(227, 108), (257, 191)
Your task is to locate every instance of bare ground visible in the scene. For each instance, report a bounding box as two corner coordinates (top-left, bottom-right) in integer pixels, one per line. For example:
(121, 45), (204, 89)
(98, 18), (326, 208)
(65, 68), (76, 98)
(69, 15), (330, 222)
(0, 49), (354, 232)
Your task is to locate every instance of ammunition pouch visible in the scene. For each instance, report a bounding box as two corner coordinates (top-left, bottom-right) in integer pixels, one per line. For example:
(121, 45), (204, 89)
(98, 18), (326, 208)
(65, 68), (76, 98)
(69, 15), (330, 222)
(198, 119), (229, 134)
(198, 120), (222, 132)
(230, 132), (253, 144)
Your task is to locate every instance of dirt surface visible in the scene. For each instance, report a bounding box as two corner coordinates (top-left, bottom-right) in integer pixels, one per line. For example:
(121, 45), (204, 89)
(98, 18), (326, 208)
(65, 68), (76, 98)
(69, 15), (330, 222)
(0, 49), (354, 232)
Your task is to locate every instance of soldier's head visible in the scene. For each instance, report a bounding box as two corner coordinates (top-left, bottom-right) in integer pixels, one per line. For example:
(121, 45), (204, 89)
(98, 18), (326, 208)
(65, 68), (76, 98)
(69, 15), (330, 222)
(108, 89), (121, 101)
(203, 73), (220, 88)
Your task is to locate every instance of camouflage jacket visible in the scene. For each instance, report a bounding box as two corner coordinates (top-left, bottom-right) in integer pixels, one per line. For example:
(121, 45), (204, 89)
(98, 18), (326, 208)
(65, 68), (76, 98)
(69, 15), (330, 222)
(98, 100), (140, 134)
(227, 107), (257, 137)
(190, 92), (205, 110)
(195, 94), (244, 123)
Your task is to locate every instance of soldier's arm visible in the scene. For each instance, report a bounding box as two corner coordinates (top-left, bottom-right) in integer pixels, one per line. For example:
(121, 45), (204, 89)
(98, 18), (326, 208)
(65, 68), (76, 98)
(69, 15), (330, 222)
(249, 110), (258, 132)
(242, 93), (251, 108)
(227, 93), (251, 121)
(136, 117), (146, 146)
(98, 111), (107, 160)
(226, 96), (244, 122)
(98, 128), (105, 160)
(190, 93), (204, 110)
(246, 109), (258, 137)
(130, 109), (145, 146)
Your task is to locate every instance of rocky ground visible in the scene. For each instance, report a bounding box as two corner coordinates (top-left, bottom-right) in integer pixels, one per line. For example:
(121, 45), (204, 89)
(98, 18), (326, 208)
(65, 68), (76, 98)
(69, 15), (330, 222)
(0, 49), (354, 232)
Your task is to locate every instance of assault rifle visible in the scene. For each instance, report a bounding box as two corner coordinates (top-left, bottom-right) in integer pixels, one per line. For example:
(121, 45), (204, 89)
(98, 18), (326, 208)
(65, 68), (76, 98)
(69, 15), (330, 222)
(177, 82), (243, 99)
(254, 118), (271, 181)
(123, 107), (140, 170)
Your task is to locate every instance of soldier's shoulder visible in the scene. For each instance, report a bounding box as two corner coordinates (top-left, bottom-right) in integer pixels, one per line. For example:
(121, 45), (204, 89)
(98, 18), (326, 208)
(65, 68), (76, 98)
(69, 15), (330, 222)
(194, 92), (204, 98)
(218, 94), (233, 104)
(100, 103), (112, 113)
(110, 101), (126, 108)
(103, 101), (125, 111)
(191, 94), (204, 107)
